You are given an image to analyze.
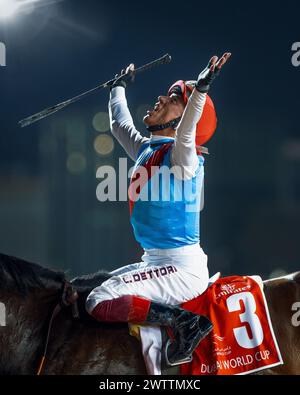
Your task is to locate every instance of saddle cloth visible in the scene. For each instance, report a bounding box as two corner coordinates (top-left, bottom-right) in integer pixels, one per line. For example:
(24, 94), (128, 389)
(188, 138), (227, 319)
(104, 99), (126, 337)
(130, 275), (283, 375)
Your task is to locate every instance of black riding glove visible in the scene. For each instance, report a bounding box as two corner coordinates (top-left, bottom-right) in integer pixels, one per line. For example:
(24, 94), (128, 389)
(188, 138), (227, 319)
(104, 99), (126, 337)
(195, 58), (221, 93)
(111, 64), (135, 90)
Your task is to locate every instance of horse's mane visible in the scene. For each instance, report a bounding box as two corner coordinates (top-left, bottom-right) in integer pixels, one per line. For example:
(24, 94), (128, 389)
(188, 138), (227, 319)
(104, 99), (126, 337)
(0, 252), (111, 296)
(0, 253), (66, 295)
(71, 271), (111, 293)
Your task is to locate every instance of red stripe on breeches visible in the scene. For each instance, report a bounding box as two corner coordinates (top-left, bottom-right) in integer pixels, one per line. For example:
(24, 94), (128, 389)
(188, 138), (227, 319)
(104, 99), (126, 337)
(90, 295), (151, 323)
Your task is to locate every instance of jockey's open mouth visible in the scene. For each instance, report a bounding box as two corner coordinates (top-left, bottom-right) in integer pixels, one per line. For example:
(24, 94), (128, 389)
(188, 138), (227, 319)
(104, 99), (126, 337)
(145, 93), (184, 122)
(146, 102), (161, 116)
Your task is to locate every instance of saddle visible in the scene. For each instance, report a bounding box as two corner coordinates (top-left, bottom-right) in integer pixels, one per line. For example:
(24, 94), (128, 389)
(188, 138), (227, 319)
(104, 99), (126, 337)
(130, 273), (283, 375)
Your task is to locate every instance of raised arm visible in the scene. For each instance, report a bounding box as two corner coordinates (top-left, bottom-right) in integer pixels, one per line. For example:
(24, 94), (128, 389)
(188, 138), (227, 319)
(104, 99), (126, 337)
(171, 89), (207, 180)
(171, 53), (231, 179)
(109, 85), (149, 161)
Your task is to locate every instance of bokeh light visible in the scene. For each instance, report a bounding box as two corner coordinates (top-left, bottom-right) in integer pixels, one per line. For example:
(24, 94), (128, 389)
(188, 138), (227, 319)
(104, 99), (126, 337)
(94, 134), (114, 156)
(66, 152), (86, 174)
(92, 112), (110, 132)
(282, 139), (300, 161)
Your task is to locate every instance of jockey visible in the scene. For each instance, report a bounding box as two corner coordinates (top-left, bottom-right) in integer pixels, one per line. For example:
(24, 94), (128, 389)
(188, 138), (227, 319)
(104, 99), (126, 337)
(86, 53), (231, 365)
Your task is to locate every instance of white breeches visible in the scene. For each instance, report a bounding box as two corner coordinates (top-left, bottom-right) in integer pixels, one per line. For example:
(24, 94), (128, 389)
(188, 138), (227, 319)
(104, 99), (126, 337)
(86, 243), (209, 313)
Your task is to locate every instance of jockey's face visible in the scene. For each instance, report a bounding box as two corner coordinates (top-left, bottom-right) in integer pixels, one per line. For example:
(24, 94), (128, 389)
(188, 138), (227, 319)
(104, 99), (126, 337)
(143, 93), (185, 132)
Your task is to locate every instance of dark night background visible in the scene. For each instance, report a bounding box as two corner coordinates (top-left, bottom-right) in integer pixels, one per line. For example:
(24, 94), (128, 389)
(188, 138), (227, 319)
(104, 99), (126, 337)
(0, 0), (299, 280)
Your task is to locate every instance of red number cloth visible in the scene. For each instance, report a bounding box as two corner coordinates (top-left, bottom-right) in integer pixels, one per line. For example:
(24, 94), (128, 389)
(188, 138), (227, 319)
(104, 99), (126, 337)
(180, 276), (283, 375)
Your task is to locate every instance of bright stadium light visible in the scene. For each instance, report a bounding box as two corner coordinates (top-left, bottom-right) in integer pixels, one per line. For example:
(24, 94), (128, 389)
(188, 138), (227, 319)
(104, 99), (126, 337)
(0, 0), (20, 19)
(0, 0), (51, 20)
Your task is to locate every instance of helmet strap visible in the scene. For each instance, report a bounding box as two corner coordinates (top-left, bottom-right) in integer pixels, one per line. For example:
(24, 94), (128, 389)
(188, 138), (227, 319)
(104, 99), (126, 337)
(146, 117), (181, 133)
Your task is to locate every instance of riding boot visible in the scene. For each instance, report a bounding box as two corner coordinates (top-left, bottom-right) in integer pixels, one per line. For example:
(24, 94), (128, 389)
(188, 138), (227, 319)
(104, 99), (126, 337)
(145, 301), (213, 365)
(89, 296), (212, 365)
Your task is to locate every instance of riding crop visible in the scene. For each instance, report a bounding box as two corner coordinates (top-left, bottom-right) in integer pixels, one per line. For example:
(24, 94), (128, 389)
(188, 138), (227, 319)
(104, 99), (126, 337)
(19, 53), (172, 128)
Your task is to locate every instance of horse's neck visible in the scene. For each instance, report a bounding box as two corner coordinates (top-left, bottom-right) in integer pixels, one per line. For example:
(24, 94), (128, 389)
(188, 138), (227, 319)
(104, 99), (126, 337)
(263, 273), (300, 374)
(0, 288), (59, 374)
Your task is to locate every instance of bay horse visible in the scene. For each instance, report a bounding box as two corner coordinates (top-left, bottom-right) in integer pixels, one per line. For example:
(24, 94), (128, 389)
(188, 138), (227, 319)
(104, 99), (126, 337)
(0, 252), (299, 375)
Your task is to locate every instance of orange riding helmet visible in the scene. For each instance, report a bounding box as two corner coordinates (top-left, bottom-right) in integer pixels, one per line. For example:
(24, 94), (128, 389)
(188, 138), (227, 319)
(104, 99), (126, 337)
(168, 80), (217, 146)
